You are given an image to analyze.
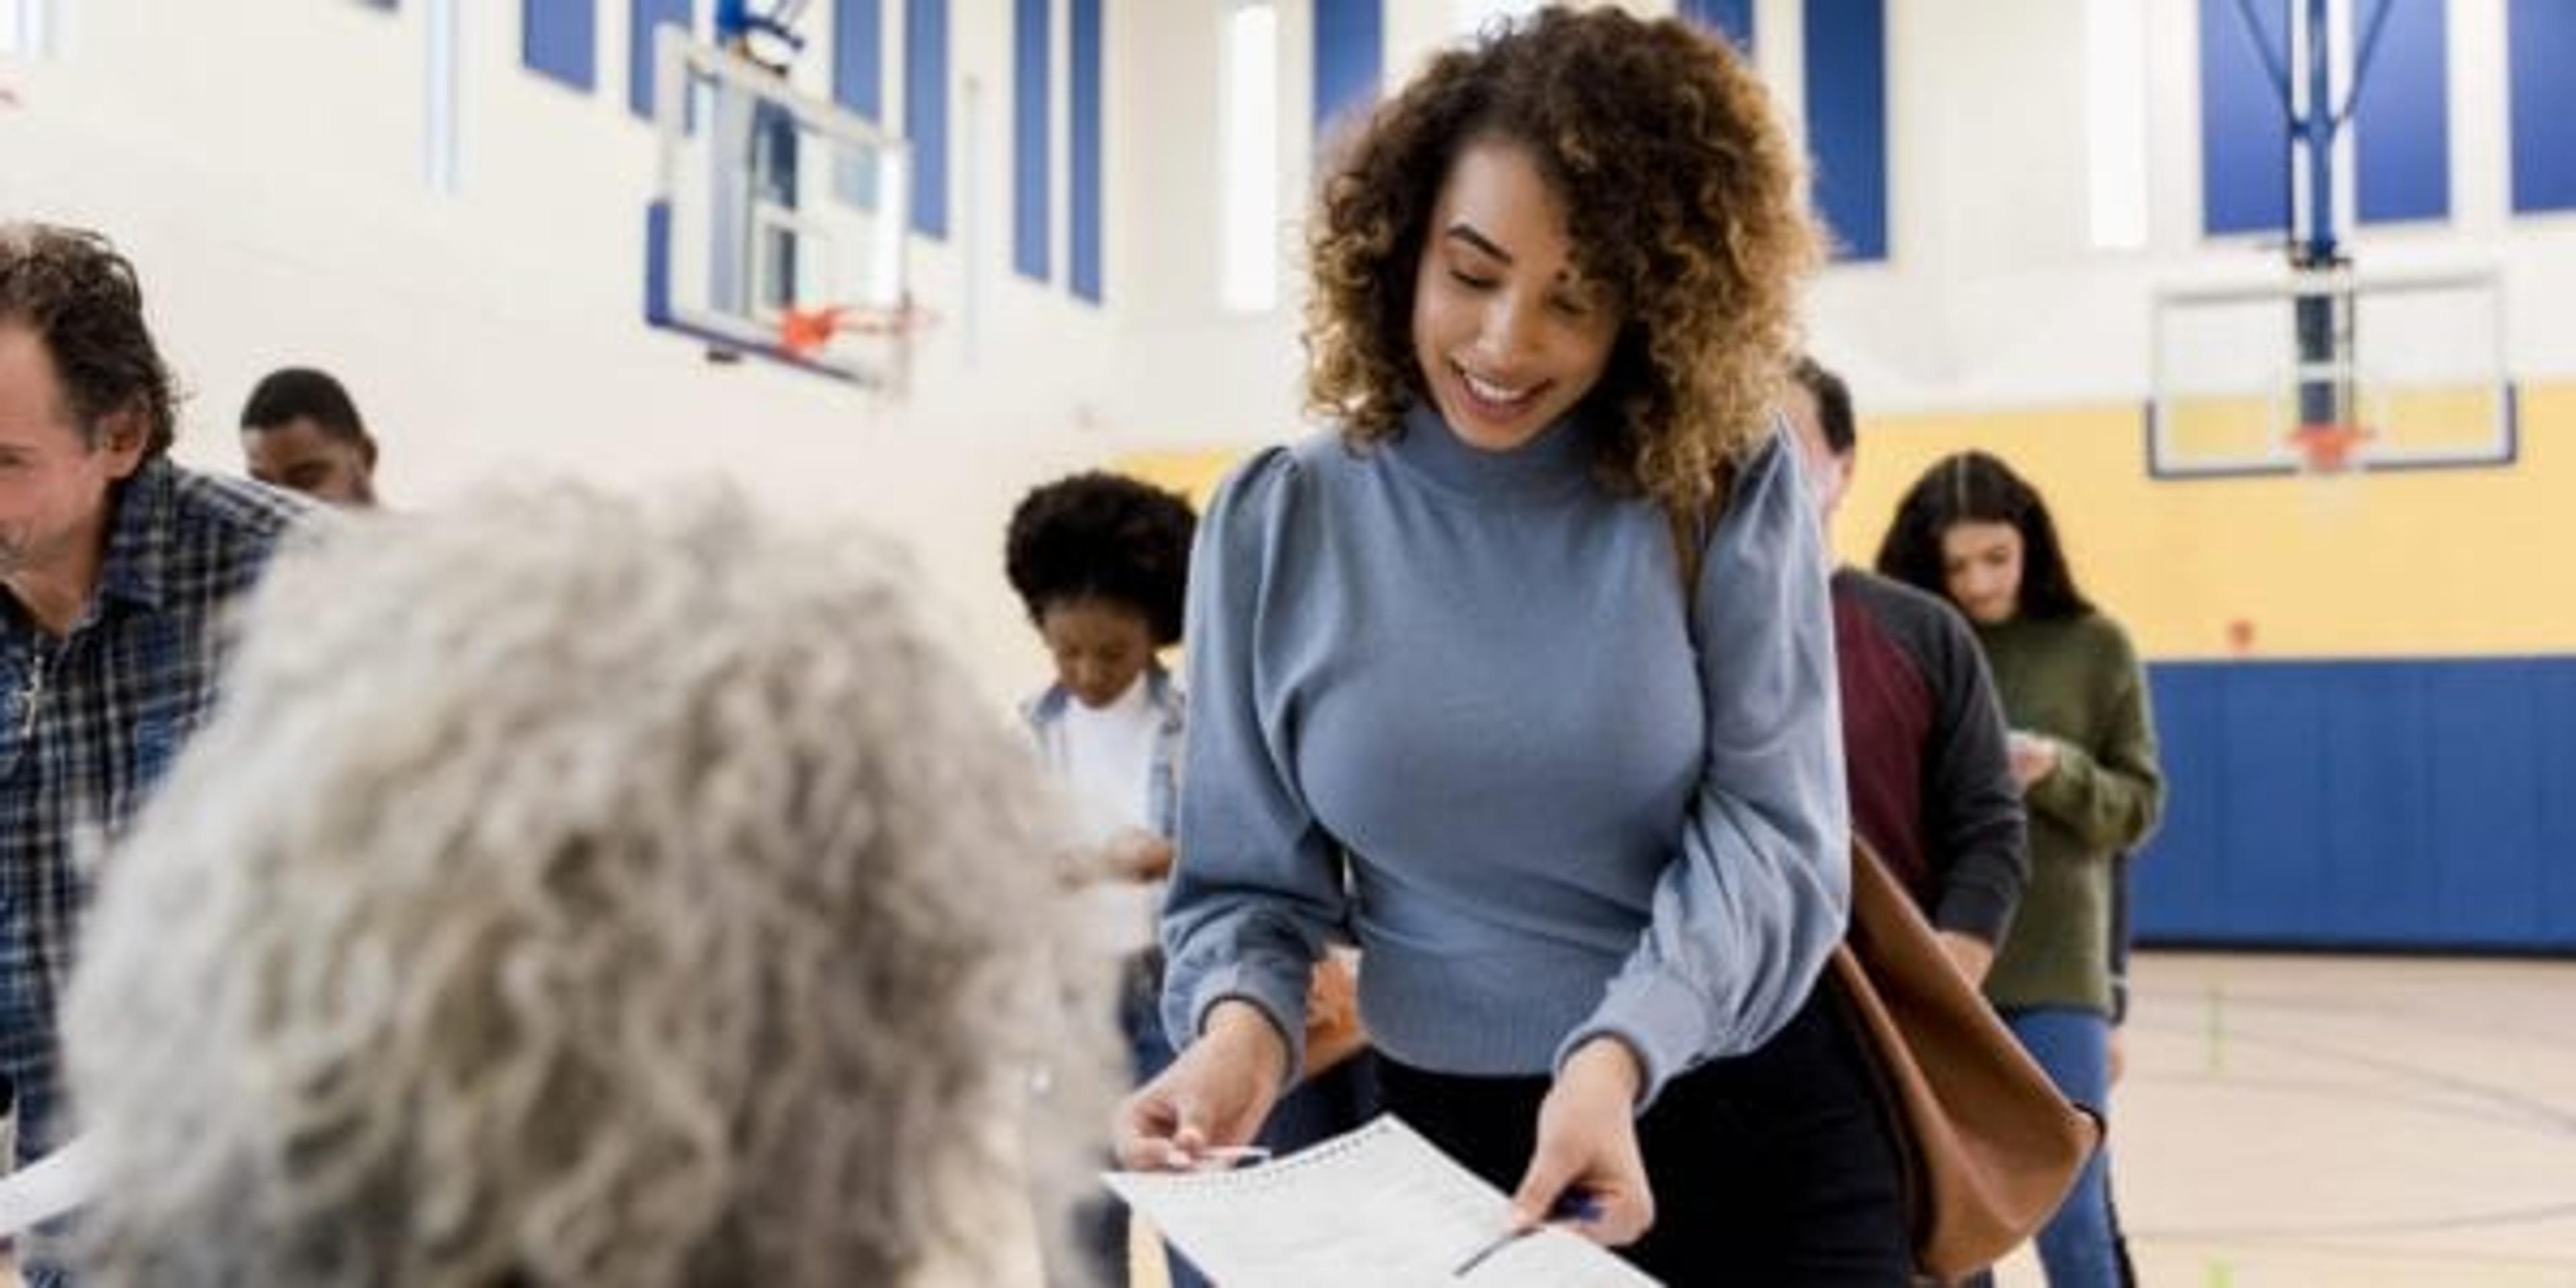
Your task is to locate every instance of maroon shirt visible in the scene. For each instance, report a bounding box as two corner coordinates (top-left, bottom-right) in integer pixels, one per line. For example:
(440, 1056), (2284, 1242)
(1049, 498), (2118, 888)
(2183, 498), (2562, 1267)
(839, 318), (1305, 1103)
(1831, 569), (2028, 941)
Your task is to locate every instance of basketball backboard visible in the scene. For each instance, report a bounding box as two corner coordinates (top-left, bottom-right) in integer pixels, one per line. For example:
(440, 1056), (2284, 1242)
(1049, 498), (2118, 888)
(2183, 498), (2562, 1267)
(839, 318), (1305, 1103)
(643, 25), (915, 390)
(2147, 270), (2515, 480)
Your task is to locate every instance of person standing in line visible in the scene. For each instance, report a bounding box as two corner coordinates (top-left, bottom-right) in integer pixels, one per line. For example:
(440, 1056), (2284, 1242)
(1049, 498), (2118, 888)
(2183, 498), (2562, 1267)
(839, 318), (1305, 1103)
(1876, 449), (2166, 1288)
(0, 222), (309, 1288)
(1115, 10), (1911, 1281)
(238, 366), (378, 507)
(1782, 358), (2027, 985)
(1006, 472), (1373, 1287)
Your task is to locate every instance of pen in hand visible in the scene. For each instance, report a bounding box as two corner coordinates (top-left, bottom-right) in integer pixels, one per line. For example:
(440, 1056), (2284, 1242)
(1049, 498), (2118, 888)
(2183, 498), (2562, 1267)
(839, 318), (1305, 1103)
(1451, 1189), (1604, 1277)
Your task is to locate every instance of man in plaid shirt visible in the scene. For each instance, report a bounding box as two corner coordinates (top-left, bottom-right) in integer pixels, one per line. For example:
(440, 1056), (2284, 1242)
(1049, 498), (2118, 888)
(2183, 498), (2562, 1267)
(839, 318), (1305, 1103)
(0, 223), (308, 1168)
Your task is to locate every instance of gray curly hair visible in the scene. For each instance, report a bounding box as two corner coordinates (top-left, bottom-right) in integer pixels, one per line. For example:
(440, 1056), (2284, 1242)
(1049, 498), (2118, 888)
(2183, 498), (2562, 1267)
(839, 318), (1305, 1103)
(60, 486), (1114, 1286)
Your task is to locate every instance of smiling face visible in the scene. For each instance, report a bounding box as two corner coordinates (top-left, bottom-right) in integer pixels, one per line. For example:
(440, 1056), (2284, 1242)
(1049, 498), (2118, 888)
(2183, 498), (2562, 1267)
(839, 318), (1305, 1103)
(1409, 138), (1625, 453)
(0, 323), (148, 598)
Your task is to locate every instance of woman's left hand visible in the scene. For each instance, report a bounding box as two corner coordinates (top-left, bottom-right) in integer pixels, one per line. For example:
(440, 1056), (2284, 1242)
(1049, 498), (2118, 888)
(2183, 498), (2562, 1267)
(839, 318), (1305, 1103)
(1510, 1037), (1656, 1248)
(2006, 730), (2061, 788)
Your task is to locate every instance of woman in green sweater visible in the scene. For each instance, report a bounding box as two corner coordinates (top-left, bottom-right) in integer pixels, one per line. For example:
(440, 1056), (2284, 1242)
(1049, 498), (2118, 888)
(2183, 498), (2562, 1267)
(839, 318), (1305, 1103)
(1877, 450), (2165, 1288)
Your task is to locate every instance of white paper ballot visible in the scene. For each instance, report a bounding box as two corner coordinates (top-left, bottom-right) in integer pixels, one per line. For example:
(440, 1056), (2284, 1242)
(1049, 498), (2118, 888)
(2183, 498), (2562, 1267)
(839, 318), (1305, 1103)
(1103, 1116), (1661, 1287)
(0, 1133), (98, 1236)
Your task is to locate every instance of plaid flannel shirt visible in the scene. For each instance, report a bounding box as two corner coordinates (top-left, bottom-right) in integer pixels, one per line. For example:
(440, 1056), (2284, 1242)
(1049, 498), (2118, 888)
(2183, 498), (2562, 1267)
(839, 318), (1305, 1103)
(0, 458), (305, 1163)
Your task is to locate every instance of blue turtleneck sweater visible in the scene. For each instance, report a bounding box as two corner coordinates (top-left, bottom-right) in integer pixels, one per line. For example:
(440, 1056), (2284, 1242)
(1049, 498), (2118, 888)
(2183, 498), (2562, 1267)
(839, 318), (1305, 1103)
(1160, 406), (1849, 1106)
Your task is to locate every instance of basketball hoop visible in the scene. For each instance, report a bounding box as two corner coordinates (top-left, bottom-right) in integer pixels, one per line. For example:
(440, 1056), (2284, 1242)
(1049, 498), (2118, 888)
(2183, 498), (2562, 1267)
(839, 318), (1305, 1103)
(2288, 420), (2371, 518)
(2288, 421), (2373, 474)
(775, 298), (936, 360)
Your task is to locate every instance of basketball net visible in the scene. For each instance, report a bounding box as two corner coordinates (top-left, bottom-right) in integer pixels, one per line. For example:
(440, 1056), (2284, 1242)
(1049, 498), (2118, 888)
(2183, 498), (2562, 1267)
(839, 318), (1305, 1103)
(775, 297), (935, 360)
(2289, 421), (2371, 472)
(2289, 420), (2371, 516)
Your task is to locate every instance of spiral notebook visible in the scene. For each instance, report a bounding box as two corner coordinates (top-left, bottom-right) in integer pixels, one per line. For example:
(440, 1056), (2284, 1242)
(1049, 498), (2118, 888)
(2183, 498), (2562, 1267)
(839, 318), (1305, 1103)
(1103, 1116), (1660, 1287)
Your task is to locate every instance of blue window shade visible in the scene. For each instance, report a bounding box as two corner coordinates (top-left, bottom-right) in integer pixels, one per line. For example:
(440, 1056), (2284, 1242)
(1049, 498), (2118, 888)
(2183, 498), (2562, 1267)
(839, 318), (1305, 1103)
(1071, 0), (1103, 302)
(1012, 0), (1049, 281)
(2354, 0), (2447, 223)
(833, 0), (882, 119)
(1313, 0), (1381, 140)
(1678, 0), (1752, 49)
(525, 0), (596, 91)
(2509, 0), (2576, 213)
(2199, 0), (2290, 234)
(1802, 0), (1887, 261)
(629, 0), (692, 119)
(906, 0), (950, 237)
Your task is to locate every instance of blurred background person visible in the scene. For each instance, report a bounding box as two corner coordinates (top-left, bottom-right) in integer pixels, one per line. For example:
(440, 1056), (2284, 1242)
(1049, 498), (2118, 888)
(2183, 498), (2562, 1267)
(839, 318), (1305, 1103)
(1005, 470), (1371, 1288)
(0, 222), (308, 1208)
(1782, 357), (2027, 983)
(238, 366), (379, 506)
(1878, 449), (2166, 1287)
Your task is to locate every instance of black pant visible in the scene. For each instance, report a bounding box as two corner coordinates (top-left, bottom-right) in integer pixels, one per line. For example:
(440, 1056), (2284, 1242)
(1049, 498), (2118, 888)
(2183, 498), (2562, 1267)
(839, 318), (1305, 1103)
(1379, 981), (1911, 1286)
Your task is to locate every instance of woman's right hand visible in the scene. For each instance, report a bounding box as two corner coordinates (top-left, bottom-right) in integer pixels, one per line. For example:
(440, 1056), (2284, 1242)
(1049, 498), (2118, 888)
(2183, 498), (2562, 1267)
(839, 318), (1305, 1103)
(1511, 1038), (1656, 1247)
(1114, 999), (1290, 1170)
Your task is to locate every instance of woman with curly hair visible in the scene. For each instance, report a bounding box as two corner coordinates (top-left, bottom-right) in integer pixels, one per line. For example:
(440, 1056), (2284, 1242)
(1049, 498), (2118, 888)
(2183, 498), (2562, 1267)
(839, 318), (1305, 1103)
(57, 488), (1116, 1287)
(1114, 9), (1907, 1280)
(1878, 451), (2165, 1287)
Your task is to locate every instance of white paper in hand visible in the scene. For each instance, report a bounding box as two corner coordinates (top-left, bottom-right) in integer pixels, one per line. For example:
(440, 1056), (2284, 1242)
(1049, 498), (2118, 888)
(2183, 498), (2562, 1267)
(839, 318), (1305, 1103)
(1103, 1115), (1660, 1287)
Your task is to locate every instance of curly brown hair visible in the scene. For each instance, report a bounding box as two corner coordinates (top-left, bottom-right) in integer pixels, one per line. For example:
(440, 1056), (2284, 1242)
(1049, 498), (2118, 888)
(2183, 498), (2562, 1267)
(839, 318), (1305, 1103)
(1304, 7), (1819, 513)
(0, 222), (179, 459)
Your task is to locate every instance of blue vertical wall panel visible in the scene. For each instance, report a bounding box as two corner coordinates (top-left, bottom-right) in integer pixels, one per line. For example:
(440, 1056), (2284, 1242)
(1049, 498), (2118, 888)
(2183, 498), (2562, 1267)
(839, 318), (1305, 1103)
(2508, 0), (2576, 212)
(1678, 0), (1754, 48)
(906, 0), (950, 237)
(833, 0), (883, 118)
(629, 0), (692, 119)
(1312, 0), (1381, 140)
(1070, 0), (1104, 302)
(525, 0), (598, 91)
(2199, 0), (2291, 234)
(1012, 0), (1050, 281)
(2353, 0), (2448, 223)
(1802, 0), (1888, 261)
(2137, 657), (2576, 951)
(831, 0), (884, 209)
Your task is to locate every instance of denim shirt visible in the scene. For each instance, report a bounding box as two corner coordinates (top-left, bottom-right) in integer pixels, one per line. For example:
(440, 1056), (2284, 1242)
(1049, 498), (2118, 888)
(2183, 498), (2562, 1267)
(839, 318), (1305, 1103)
(1022, 663), (1187, 838)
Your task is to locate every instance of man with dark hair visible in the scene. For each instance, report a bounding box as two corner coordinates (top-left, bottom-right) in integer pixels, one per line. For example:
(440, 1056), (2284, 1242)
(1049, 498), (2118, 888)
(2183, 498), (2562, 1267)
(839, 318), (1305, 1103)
(0, 222), (306, 1174)
(1783, 356), (2028, 983)
(239, 366), (378, 506)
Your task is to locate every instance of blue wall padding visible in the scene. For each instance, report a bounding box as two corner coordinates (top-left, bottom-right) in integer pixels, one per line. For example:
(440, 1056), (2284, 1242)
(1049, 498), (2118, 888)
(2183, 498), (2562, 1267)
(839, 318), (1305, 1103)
(2137, 657), (2576, 951)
